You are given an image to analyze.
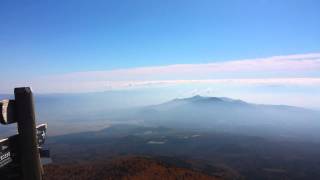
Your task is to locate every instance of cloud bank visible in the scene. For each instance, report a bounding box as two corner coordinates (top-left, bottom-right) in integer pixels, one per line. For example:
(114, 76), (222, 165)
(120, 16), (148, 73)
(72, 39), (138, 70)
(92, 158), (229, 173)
(50, 52), (320, 81)
(5, 52), (320, 93)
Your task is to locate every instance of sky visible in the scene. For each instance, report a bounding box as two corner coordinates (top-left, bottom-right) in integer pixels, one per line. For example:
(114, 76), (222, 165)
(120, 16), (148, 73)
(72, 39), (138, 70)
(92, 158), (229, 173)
(0, 0), (320, 108)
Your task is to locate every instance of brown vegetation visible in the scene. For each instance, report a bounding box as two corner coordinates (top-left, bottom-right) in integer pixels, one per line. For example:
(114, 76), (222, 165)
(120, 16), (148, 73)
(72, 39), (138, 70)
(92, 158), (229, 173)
(43, 156), (222, 180)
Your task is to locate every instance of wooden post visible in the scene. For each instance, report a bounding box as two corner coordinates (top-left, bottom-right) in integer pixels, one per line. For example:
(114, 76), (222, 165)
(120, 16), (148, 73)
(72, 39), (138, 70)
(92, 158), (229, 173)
(14, 87), (42, 180)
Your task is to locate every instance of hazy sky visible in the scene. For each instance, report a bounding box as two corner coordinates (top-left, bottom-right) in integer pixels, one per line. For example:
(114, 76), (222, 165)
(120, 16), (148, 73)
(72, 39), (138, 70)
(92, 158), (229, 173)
(0, 0), (319, 108)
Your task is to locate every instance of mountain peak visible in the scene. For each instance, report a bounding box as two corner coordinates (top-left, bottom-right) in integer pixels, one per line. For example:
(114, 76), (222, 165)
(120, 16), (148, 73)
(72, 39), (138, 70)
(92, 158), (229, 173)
(178, 95), (225, 102)
(191, 95), (202, 99)
(171, 95), (248, 105)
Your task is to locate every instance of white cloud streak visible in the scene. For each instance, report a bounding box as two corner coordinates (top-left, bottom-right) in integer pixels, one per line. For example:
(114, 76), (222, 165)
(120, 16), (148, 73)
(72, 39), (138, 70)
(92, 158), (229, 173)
(4, 53), (320, 93)
(50, 52), (320, 82)
(32, 78), (320, 93)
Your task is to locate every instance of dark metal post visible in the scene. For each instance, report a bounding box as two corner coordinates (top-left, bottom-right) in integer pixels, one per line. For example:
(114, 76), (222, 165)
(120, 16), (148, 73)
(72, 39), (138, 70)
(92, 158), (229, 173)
(14, 87), (42, 180)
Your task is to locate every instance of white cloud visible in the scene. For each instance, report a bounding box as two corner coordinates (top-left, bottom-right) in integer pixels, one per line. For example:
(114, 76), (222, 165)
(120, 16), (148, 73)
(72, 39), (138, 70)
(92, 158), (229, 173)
(26, 78), (320, 93)
(49, 52), (320, 82)
(3, 52), (320, 93)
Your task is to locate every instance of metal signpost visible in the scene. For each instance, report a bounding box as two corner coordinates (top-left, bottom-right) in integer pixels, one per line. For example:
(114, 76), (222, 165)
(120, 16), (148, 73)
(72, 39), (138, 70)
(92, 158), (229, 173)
(0, 87), (49, 180)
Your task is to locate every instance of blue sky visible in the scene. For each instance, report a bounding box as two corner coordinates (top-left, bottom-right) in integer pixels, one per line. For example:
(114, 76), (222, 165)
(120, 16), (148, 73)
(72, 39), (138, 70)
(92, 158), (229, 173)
(1, 0), (319, 74)
(0, 0), (320, 108)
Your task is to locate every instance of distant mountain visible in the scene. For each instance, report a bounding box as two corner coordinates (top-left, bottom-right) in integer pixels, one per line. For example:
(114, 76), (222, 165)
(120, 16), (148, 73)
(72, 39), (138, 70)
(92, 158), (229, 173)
(174, 95), (247, 104)
(153, 95), (309, 110)
(44, 156), (225, 180)
(134, 96), (320, 140)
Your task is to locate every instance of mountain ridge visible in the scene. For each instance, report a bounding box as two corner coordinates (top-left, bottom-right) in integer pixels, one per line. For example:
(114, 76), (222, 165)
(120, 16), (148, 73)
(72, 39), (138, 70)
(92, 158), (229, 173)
(136, 95), (320, 140)
(161, 95), (311, 111)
